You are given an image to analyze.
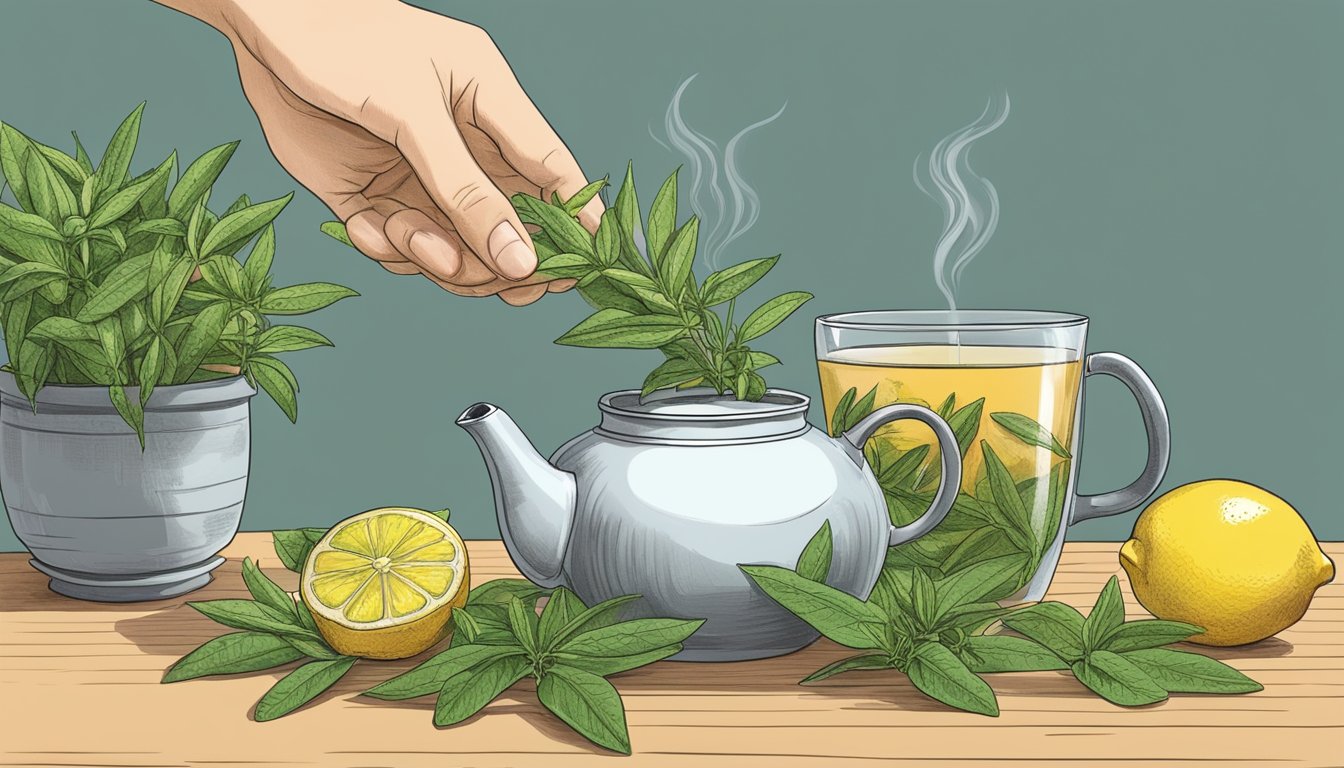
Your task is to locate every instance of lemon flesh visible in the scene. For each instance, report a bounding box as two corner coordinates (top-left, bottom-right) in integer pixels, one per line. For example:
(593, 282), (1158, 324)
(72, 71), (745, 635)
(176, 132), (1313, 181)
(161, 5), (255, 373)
(1120, 480), (1334, 646)
(301, 508), (469, 659)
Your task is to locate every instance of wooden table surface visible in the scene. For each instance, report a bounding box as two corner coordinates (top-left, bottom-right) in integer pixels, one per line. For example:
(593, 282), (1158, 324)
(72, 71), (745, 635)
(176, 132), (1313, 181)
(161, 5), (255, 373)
(1, 536), (1340, 768)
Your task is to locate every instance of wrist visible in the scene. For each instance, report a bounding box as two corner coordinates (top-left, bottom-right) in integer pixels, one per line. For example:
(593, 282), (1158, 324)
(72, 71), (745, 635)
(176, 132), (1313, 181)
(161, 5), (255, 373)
(153, 0), (406, 43)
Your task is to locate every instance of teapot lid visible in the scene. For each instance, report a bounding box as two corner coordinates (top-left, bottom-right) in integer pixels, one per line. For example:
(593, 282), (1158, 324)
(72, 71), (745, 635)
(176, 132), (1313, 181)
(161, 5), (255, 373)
(596, 388), (811, 444)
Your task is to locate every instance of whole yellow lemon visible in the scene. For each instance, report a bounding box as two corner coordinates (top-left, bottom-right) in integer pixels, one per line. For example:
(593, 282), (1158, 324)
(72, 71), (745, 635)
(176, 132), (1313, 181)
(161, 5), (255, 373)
(1120, 480), (1334, 646)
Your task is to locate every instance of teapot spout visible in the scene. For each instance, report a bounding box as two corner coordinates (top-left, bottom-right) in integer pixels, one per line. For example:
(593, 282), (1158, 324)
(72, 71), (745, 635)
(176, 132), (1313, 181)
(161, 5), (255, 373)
(456, 403), (575, 587)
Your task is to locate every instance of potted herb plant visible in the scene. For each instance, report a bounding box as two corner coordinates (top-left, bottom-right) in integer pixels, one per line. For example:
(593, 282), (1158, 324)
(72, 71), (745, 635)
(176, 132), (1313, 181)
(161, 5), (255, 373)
(0, 104), (356, 601)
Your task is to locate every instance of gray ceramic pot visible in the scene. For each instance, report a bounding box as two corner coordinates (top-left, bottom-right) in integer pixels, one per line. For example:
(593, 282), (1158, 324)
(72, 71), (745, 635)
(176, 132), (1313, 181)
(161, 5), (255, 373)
(0, 372), (255, 602)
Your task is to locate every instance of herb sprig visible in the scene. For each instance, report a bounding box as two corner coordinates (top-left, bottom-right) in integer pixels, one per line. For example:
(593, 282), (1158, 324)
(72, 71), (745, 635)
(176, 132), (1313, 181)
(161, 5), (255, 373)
(365, 580), (704, 755)
(0, 105), (358, 442)
(163, 557), (359, 721)
(322, 164), (811, 400)
(743, 534), (1262, 716)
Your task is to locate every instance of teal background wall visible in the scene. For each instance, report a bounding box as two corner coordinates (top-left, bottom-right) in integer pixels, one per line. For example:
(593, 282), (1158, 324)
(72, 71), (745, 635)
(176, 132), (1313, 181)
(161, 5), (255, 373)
(1, 0), (1339, 551)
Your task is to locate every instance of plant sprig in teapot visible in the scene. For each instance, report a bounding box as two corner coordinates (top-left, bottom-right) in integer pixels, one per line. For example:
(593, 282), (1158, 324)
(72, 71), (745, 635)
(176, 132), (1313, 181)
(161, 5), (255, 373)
(322, 164), (811, 400)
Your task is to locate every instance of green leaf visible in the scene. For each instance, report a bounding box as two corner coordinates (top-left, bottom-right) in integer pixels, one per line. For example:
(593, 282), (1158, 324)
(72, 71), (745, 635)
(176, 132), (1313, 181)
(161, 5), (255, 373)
(198, 254), (245, 299)
(108, 385), (144, 446)
(658, 216), (698, 295)
(318, 220), (353, 248)
(795, 520), (833, 583)
(564, 178), (608, 216)
(254, 657), (357, 721)
(259, 282), (358, 315)
(281, 634), (341, 661)
(990, 412), (1072, 458)
(1121, 649), (1262, 694)
(87, 152), (173, 230)
(1001, 602), (1086, 661)
(737, 291), (812, 342)
(364, 643), (527, 701)
(255, 325), (333, 354)
(641, 356), (702, 396)
(536, 587), (588, 646)
(200, 194), (292, 258)
(947, 398), (986, 458)
(249, 355), (299, 422)
(452, 607), (482, 643)
(537, 666), (632, 755)
(553, 645), (683, 677)
(149, 257), (194, 330)
(910, 566), (938, 628)
(272, 527), (327, 572)
(0, 123), (35, 210)
(162, 632), (303, 683)
(936, 393), (956, 420)
(433, 654), (531, 727)
(168, 141), (238, 218)
(1083, 576), (1126, 650)
(593, 209), (620, 265)
(27, 316), (98, 344)
(546, 594), (644, 650)
(981, 442), (1033, 547)
(241, 225), (275, 297)
(24, 149), (76, 222)
(962, 634), (1069, 673)
(701, 256), (778, 306)
(748, 351), (781, 370)
(558, 618), (704, 658)
(934, 555), (1026, 618)
(515, 194), (594, 259)
(240, 557), (298, 619)
(507, 596), (539, 656)
(906, 642), (999, 716)
(129, 218), (187, 238)
(536, 252), (592, 279)
(1103, 619), (1205, 653)
(829, 387), (858, 437)
(646, 169), (678, 264)
(739, 564), (887, 650)
(800, 653), (891, 683)
(75, 252), (154, 323)
(555, 308), (686, 349)
(92, 103), (145, 203)
(466, 579), (551, 607)
(188, 599), (316, 638)
(1071, 650), (1168, 706)
(172, 302), (229, 381)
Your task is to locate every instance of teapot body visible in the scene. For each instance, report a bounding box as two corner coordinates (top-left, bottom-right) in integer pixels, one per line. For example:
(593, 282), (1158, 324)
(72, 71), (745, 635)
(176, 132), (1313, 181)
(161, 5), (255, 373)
(550, 389), (888, 661)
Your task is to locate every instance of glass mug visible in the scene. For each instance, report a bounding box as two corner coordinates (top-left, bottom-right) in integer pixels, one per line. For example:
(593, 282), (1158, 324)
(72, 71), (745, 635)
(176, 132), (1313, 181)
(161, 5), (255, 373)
(815, 310), (1170, 600)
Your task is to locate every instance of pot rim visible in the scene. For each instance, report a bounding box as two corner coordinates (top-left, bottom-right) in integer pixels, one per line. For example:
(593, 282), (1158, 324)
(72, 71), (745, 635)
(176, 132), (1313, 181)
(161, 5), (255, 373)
(598, 387), (810, 423)
(0, 371), (256, 411)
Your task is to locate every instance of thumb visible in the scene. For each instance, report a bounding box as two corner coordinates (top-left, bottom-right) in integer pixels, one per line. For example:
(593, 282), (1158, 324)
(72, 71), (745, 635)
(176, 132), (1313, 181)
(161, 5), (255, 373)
(397, 113), (536, 280)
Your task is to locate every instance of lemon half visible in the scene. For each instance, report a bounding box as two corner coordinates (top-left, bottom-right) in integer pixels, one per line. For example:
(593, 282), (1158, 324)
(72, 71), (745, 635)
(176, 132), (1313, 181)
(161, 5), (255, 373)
(300, 507), (469, 659)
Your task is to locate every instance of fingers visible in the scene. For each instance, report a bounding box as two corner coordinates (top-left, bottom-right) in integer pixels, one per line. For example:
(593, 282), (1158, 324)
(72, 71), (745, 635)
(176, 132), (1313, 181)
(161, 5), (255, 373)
(477, 80), (604, 233)
(382, 209), (462, 281)
(498, 284), (548, 306)
(396, 104), (538, 281)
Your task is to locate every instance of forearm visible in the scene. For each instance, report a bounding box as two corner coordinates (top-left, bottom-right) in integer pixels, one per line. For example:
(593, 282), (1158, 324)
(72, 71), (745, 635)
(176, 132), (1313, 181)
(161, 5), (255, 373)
(151, 0), (403, 44)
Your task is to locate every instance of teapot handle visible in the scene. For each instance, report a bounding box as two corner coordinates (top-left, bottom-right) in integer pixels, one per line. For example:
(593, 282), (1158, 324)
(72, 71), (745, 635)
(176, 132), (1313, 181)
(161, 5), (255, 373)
(842, 404), (963, 547)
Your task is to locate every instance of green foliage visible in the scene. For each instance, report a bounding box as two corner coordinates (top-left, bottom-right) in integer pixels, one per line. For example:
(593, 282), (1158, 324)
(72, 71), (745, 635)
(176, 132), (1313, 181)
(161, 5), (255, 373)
(320, 163), (809, 401)
(162, 557), (358, 720)
(0, 105), (357, 442)
(744, 537), (1263, 717)
(365, 580), (704, 755)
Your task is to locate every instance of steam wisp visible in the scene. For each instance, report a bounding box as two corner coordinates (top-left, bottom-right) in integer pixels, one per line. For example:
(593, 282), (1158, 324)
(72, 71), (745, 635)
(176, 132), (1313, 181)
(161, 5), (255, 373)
(914, 94), (1010, 310)
(651, 75), (785, 271)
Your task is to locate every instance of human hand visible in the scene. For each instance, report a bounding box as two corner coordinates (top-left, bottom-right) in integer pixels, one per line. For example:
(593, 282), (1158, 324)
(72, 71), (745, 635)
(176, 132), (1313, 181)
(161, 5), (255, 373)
(157, 0), (601, 305)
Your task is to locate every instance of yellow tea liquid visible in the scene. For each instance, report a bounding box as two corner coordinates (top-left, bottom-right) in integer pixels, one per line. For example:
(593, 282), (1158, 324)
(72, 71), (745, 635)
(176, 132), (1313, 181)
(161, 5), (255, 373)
(818, 344), (1083, 585)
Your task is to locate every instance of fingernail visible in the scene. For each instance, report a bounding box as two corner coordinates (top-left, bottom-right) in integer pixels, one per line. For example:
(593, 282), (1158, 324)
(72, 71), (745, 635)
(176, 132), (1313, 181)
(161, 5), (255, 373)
(409, 231), (461, 278)
(488, 221), (536, 280)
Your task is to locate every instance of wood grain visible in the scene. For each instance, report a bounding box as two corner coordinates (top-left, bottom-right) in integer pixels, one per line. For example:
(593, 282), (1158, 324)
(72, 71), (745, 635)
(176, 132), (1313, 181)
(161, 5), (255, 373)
(0, 537), (1339, 768)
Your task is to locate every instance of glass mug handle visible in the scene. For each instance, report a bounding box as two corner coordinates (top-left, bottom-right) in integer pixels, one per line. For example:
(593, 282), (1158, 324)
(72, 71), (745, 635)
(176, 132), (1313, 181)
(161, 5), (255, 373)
(1072, 352), (1171, 523)
(842, 404), (963, 547)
